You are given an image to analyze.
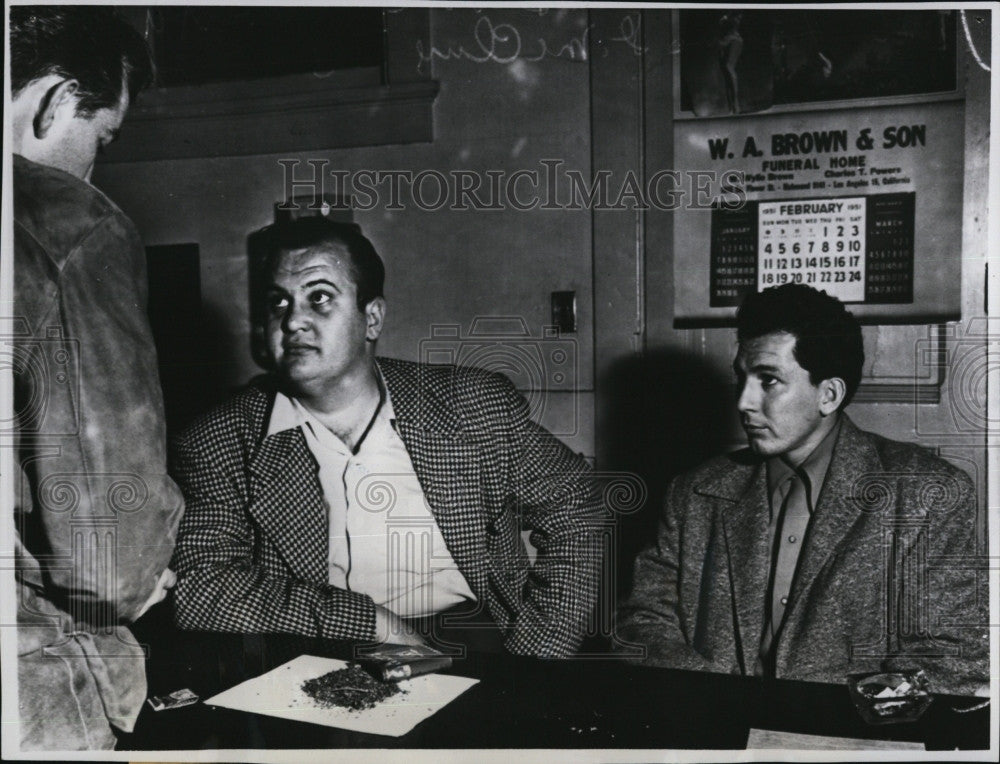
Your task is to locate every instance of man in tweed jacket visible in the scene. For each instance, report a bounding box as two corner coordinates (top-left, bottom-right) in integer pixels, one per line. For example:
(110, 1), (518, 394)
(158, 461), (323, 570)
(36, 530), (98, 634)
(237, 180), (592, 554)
(172, 218), (603, 657)
(618, 285), (987, 695)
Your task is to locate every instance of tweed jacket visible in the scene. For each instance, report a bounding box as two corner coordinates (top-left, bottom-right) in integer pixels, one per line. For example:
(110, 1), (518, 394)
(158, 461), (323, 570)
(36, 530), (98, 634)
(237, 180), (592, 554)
(13, 155), (184, 747)
(172, 358), (604, 657)
(618, 416), (987, 695)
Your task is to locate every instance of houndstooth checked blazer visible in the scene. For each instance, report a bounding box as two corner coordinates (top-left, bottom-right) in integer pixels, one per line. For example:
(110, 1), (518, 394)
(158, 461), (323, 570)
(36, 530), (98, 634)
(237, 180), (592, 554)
(171, 357), (605, 657)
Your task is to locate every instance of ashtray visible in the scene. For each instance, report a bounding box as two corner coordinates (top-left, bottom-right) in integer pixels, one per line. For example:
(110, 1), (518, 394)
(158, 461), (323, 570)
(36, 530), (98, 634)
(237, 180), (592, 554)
(847, 670), (933, 725)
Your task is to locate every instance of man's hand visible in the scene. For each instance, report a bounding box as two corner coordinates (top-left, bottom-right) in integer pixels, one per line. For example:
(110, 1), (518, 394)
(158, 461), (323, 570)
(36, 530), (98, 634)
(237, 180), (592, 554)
(374, 605), (426, 646)
(135, 567), (177, 620)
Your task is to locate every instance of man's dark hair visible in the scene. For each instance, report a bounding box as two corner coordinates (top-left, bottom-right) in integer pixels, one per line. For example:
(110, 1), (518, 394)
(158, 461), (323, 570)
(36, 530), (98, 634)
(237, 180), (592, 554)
(736, 284), (865, 408)
(9, 6), (154, 114)
(257, 217), (386, 312)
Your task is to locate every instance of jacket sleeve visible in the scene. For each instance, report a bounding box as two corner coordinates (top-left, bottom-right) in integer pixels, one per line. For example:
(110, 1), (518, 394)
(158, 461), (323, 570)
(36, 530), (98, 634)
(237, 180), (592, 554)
(615, 476), (718, 671)
(885, 467), (989, 696)
(17, 210), (184, 624)
(483, 374), (606, 657)
(170, 430), (377, 642)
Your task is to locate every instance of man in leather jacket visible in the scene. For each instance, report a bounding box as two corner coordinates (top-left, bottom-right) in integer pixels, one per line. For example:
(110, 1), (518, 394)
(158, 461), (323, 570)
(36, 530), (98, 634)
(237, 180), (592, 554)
(7, 6), (183, 750)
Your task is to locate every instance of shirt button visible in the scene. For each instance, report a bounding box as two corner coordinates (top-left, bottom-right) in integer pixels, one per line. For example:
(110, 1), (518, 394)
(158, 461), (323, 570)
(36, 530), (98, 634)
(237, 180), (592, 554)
(788, 535), (797, 543)
(780, 596), (788, 606)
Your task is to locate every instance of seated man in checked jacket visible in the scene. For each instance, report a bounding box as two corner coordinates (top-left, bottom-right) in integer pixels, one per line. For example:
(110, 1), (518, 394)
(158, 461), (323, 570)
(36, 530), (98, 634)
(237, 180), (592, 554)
(171, 217), (605, 658)
(618, 284), (988, 695)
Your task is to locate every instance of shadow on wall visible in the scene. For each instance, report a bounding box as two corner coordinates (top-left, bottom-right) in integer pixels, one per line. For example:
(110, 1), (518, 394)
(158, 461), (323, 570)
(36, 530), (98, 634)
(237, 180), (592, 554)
(599, 349), (734, 598)
(146, 243), (248, 439)
(151, 300), (247, 441)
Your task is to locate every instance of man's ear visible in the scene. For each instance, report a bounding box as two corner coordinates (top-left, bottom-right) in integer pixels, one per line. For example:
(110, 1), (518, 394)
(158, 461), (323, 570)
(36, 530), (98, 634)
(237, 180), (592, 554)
(818, 377), (847, 416)
(364, 297), (386, 342)
(34, 78), (79, 139)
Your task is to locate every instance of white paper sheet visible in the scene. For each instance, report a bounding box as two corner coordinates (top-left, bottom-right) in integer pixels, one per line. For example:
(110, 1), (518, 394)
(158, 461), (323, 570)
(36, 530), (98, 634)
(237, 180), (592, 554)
(746, 728), (926, 751)
(204, 655), (479, 737)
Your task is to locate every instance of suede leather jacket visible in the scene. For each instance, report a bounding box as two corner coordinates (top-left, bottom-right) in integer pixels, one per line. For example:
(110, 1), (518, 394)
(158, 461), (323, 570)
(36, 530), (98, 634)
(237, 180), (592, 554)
(11, 155), (184, 743)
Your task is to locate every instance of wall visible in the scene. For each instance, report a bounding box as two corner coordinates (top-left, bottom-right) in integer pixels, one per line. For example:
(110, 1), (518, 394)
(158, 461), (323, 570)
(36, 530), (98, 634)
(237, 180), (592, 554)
(95, 8), (597, 457)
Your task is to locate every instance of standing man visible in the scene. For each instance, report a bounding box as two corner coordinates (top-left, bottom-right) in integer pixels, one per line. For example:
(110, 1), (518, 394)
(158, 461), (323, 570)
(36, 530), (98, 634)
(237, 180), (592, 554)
(618, 284), (987, 695)
(8, 6), (183, 750)
(172, 217), (604, 658)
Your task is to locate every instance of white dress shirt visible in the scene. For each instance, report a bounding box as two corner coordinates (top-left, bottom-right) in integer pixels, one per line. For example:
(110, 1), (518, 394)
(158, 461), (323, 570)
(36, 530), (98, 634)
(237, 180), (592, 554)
(267, 386), (475, 618)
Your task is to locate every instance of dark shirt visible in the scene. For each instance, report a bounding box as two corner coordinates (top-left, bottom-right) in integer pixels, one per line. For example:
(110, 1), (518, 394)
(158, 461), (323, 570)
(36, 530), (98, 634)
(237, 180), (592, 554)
(764, 416), (843, 582)
(756, 417), (841, 671)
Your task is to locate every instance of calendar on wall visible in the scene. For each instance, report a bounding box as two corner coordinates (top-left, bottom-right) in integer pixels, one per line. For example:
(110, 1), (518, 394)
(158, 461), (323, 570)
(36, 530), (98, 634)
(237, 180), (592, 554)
(675, 100), (963, 324)
(672, 9), (963, 326)
(758, 197), (866, 300)
(709, 193), (914, 307)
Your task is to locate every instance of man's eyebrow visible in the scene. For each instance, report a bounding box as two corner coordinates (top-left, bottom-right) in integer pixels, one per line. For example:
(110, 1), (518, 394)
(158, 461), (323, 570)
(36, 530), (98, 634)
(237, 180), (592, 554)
(748, 362), (782, 374)
(302, 278), (341, 292)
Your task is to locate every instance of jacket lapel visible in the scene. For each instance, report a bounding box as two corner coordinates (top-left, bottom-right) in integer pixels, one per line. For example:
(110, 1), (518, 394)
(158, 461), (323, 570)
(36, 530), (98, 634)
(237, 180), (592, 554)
(377, 360), (490, 597)
(784, 416), (879, 622)
(394, 421), (489, 595)
(698, 461), (770, 674)
(247, 426), (329, 583)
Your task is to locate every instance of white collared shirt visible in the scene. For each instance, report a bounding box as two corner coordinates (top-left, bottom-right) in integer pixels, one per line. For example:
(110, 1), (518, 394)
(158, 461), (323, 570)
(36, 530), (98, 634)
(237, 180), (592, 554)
(267, 388), (475, 617)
